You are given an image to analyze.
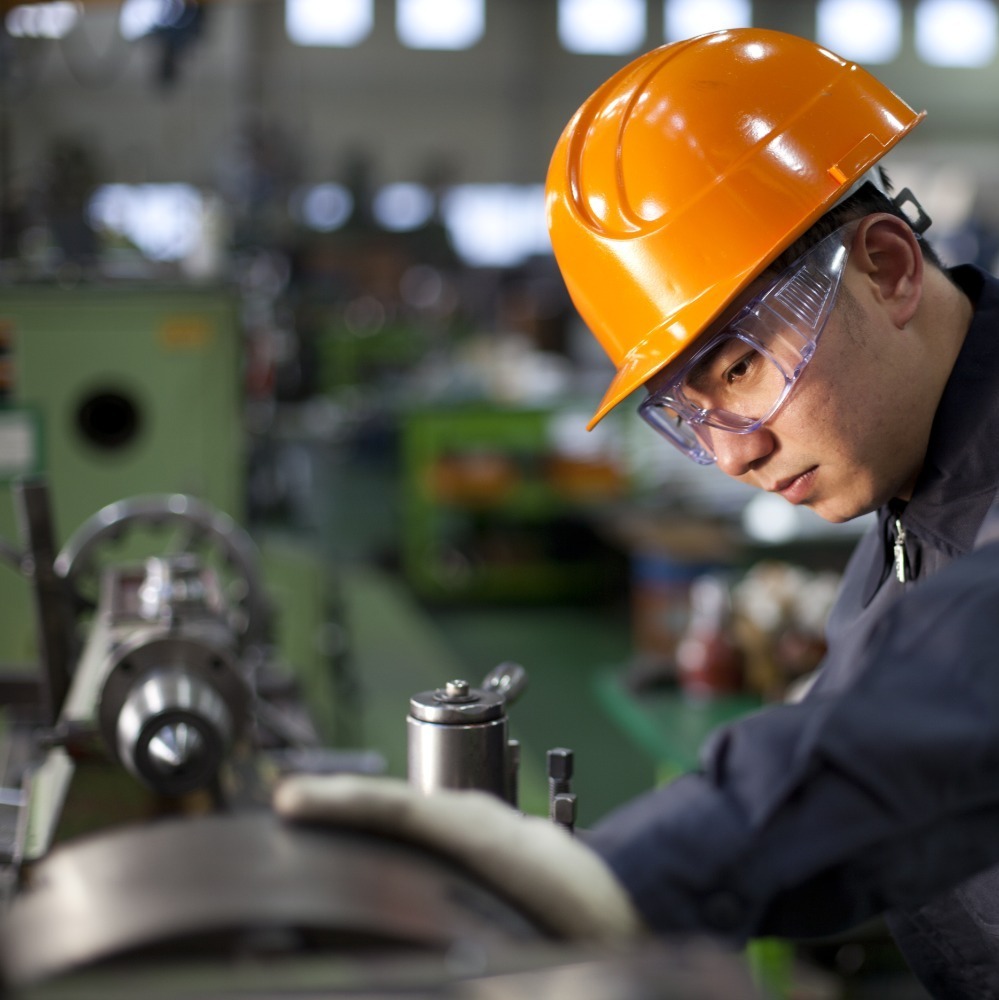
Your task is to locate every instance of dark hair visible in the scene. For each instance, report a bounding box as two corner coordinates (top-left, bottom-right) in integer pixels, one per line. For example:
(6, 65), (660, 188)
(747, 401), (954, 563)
(768, 168), (945, 274)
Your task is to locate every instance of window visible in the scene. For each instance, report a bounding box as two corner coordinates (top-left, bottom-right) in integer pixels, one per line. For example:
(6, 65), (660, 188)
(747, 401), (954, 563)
(88, 184), (204, 262)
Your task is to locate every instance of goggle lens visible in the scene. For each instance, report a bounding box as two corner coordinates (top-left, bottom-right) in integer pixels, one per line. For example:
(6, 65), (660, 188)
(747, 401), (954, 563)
(677, 334), (791, 419)
(638, 222), (854, 464)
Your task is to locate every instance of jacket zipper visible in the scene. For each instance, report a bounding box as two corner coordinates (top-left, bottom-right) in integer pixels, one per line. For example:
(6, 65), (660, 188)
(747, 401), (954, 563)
(893, 517), (908, 583)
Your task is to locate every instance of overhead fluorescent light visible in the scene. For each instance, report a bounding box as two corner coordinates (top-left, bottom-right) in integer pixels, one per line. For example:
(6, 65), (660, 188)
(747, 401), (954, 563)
(664, 0), (751, 42)
(441, 184), (549, 268)
(558, 0), (646, 55)
(817, 0), (901, 64)
(396, 0), (484, 50)
(5, 1), (80, 39)
(285, 0), (373, 47)
(373, 183), (435, 232)
(915, 0), (997, 66)
(290, 183), (355, 232)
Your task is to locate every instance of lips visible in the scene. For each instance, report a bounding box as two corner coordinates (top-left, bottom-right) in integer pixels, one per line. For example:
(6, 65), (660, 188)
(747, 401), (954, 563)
(771, 467), (818, 505)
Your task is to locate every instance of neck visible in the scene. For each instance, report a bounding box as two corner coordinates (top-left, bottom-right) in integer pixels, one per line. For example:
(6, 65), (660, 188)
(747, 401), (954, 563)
(893, 266), (973, 503)
(927, 265), (974, 370)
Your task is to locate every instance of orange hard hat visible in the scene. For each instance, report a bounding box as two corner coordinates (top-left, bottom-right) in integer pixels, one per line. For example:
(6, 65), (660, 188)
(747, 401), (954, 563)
(546, 28), (925, 428)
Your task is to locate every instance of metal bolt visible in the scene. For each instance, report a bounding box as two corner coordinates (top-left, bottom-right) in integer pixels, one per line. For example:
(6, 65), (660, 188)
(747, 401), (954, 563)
(553, 792), (577, 834)
(506, 739), (521, 809)
(444, 679), (469, 699)
(547, 747), (574, 822)
(547, 747), (573, 787)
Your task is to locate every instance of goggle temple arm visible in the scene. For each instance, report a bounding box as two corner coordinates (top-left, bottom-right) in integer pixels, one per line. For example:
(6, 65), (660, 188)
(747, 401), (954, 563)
(894, 187), (932, 236)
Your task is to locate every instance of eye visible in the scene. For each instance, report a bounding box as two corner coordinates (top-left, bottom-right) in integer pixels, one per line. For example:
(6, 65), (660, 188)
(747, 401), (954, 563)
(723, 349), (761, 384)
(687, 338), (762, 393)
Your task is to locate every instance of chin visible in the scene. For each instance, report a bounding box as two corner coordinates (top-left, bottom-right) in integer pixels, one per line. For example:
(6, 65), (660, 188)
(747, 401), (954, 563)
(811, 508), (852, 525)
(807, 496), (877, 525)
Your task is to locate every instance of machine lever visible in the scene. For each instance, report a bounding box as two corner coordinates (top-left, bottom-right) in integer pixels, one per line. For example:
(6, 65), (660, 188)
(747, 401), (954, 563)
(480, 662), (528, 707)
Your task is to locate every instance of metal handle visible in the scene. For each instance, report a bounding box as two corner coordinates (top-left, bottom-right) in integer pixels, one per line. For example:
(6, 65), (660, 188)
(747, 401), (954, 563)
(480, 662), (528, 706)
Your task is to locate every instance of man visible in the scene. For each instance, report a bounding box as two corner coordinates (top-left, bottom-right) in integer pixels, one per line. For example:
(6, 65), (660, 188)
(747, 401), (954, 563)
(544, 26), (999, 998)
(277, 29), (999, 999)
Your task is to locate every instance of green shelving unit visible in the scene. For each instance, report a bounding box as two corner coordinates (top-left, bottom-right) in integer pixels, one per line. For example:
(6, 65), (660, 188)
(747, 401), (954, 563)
(400, 402), (629, 603)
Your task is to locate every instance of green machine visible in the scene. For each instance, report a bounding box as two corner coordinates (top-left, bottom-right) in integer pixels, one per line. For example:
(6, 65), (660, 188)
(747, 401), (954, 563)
(0, 283), (243, 668)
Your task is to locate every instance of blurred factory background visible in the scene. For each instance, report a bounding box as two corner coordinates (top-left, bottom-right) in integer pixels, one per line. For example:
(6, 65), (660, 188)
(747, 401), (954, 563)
(1, 0), (998, 996)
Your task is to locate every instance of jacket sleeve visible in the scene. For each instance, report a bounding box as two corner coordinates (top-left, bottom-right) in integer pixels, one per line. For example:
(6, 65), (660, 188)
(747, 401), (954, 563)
(586, 539), (999, 941)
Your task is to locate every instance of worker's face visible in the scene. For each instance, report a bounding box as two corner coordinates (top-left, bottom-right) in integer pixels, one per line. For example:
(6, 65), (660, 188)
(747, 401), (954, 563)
(706, 270), (926, 523)
(640, 216), (935, 523)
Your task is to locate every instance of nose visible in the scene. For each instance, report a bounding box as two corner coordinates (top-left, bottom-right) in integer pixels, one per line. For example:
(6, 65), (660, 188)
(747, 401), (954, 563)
(711, 426), (776, 477)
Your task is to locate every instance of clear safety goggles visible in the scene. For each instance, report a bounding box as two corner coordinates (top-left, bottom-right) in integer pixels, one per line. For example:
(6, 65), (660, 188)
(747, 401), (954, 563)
(638, 222), (856, 466)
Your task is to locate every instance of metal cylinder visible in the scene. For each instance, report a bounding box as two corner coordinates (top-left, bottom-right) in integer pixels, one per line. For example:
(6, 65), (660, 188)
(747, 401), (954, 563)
(96, 629), (249, 799)
(407, 679), (510, 799)
(116, 669), (233, 796)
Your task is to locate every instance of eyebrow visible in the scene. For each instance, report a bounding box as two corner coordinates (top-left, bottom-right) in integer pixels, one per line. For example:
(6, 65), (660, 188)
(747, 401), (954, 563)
(684, 338), (734, 390)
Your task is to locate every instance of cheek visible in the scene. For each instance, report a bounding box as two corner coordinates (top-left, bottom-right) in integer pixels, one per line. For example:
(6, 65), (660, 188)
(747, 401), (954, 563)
(793, 367), (914, 513)
(774, 368), (886, 506)
(775, 373), (851, 452)
(780, 321), (883, 460)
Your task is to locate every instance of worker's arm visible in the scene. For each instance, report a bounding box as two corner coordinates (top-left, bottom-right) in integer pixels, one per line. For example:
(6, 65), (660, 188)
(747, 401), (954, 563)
(588, 539), (999, 941)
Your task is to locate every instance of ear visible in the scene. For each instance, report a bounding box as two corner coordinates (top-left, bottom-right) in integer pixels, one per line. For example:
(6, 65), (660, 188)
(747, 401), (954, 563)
(851, 214), (924, 328)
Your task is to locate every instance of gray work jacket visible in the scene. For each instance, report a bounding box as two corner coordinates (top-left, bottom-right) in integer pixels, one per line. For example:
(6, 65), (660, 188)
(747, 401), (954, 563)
(589, 265), (999, 999)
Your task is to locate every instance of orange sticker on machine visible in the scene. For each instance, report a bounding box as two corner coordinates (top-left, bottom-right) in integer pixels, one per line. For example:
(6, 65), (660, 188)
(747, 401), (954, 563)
(158, 315), (214, 349)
